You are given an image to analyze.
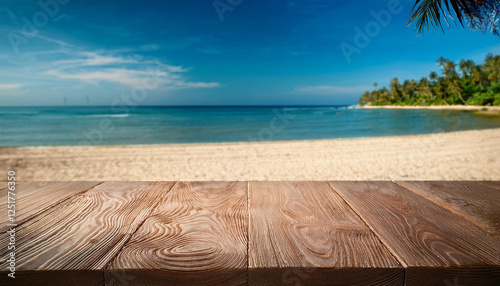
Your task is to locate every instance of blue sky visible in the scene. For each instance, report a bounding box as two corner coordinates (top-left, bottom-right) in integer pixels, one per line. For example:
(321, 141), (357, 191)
(1, 0), (499, 106)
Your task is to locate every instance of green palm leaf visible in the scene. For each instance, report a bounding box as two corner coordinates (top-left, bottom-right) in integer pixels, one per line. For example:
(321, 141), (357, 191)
(408, 0), (500, 36)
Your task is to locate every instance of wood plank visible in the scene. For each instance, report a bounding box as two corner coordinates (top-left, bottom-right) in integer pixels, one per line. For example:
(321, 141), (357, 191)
(0, 271), (103, 286)
(0, 181), (37, 201)
(329, 181), (500, 286)
(249, 181), (403, 286)
(395, 181), (500, 236)
(406, 267), (500, 286)
(0, 181), (174, 286)
(106, 181), (248, 286)
(478, 181), (500, 190)
(0, 181), (101, 233)
(0, 181), (26, 203)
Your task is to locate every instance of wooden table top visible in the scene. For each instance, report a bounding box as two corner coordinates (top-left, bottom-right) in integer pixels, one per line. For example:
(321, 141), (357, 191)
(1, 181), (499, 286)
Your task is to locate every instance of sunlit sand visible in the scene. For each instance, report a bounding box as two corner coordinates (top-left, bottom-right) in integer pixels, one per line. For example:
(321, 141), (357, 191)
(2, 128), (498, 181)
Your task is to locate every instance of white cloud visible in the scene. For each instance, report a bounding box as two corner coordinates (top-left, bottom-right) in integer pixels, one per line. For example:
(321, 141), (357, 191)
(33, 34), (74, 47)
(171, 81), (221, 89)
(43, 50), (220, 89)
(45, 68), (157, 86)
(294, 85), (371, 96)
(54, 52), (137, 67)
(0, 83), (22, 89)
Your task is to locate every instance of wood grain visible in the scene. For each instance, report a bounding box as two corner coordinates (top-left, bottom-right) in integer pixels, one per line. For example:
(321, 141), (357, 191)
(0, 181), (174, 286)
(478, 181), (500, 190)
(329, 181), (500, 286)
(0, 181), (101, 233)
(1, 181), (499, 285)
(106, 181), (248, 286)
(249, 181), (403, 286)
(406, 267), (500, 286)
(0, 271), (103, 286)
(396, 181), (500, 235)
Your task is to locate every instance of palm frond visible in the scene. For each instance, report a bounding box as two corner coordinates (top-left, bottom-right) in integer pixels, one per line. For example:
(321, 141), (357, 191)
(408, 0), (500, 36)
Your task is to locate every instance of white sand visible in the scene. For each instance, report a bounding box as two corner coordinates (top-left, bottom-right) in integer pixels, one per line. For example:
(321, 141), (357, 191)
(357, 105), (500, 112)
(1, 128), (499, 181)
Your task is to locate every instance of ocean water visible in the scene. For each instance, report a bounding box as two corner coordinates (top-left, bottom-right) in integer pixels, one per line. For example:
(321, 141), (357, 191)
(0, 106), (499, 147)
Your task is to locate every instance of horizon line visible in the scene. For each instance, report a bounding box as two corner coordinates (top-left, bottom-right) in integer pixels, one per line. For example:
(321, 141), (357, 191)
(0, 104), (354, 108)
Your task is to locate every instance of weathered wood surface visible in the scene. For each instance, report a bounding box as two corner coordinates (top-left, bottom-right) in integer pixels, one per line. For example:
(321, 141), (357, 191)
(1, 181), (499, 286)
(0, 181), (101, 233)
(478, 180), (500, 190)
(0, 182), (174, 286)
(249, 181), (403, 286)
(329, 181), (500, 286)
(106, 182), (248, 286)
(395, 181), (500, 235)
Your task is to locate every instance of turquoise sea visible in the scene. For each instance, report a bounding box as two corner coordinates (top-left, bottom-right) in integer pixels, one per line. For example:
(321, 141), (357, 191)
(1, 106), (499, 147)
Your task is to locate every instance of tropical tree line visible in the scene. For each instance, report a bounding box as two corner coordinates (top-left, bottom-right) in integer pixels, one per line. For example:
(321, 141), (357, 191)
(358, 54), (500, 106)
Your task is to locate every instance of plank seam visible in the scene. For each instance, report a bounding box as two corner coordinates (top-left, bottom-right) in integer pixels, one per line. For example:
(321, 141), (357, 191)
(246, 181), (250, 286)
(102, 181), (177, 277)
(8, 181), (104, 231)
(402, 266), (407, 286)
(326, 181), (408, 269)
(392, 181), (495, 236)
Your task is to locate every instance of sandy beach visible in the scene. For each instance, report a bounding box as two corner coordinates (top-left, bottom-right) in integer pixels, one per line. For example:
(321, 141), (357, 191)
(1, 128), (499, 181)
(356, 105), (500, 115)
(357, 105), (500, 110)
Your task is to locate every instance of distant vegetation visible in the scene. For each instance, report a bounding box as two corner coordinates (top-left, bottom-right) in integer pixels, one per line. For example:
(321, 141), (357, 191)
(358, 54), (500, 106)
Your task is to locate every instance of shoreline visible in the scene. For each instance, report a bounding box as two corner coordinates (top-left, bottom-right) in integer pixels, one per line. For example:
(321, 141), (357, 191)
(2, 126), (500, 150)
(356, 104), (500, 111)
(1, 128), (499, 181)
(355, 105), (500, 116)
